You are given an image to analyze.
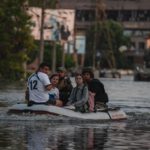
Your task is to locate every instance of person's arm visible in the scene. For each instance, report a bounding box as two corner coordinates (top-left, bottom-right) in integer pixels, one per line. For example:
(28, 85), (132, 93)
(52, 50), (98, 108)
(45, 84), (52, 91)
(66, 88), (75, 105)
(39, 73), (52, 91)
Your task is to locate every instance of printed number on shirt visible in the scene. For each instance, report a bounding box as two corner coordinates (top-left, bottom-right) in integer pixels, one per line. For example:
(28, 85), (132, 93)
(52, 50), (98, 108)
(30, 80), (38, 90)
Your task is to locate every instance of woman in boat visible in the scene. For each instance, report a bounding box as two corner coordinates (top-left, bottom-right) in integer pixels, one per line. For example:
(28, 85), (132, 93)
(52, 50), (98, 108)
(66, 73), (89, 112)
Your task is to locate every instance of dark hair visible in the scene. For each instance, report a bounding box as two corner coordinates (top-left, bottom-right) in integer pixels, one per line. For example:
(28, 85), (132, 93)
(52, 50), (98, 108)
(75, 73), (82, 78)
(82, 68), (94, 78)
(50, 73), (59, 80)
(39, 62), (50, 69)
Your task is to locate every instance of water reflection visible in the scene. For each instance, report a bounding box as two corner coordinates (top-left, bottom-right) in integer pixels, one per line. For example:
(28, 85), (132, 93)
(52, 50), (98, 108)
(26, 125), (109, 150)
(0, 120), (150, 150)
(0, 77), (150, 150)
(0, 122), (110, 150)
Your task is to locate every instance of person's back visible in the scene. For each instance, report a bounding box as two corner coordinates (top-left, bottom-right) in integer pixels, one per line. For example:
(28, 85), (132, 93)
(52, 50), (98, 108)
(28, 72), (50, 103)
(26, 63), (63, 107)
(27, 63), (52, 105)
(88, 78), (108, 104)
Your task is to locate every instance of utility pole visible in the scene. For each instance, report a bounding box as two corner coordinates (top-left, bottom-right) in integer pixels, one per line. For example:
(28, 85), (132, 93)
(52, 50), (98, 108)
(61, 42), (65, 68)
(51, 0), (59, 72)
(93, 2), (98, 69)
(52, 41), (57, 73)
(39, 0), (45, 64)
(93, 0), (104, 69)
(39, 0), (58, 73)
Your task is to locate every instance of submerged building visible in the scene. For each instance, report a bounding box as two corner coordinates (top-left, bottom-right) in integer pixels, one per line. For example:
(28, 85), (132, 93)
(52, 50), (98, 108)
(105, 0), (150, 66)
(58, 0), (150, 66)
(106, 0), (150, 49)
(58, 0), (150, 50)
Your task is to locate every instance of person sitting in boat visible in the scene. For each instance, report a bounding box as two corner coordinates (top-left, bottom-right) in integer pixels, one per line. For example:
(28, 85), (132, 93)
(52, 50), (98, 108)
(49, 73), (63, 107)
(82, 68), (109, 111)
(26, 62), (62, 106)
(57, 67), (73, 106)
(66, 73), (89, 113)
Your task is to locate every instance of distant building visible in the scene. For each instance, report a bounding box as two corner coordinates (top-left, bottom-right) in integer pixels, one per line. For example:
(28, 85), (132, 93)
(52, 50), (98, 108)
(58, 0), (150, 50)
(105, 0), (150, 66)
(57, 0), (150, 67)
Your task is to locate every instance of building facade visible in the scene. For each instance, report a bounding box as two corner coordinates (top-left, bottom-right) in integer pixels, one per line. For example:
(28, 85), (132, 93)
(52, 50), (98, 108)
(58, 0), (150, 49)
(105, 0), (150, 51)
(58, 0), (150, 66)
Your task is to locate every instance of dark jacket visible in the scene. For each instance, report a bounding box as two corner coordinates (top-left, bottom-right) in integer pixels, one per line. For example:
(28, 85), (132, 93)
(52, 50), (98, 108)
(57, 76), (73, 105)
(87, 79), (109, 104)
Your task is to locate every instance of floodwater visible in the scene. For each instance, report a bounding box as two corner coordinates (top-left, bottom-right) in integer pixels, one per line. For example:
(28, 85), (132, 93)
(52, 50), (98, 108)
(0, 76), (150, 150)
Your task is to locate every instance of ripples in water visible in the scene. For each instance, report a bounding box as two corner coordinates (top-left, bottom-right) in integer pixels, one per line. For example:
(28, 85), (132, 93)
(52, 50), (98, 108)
(0, 76), (150, 150)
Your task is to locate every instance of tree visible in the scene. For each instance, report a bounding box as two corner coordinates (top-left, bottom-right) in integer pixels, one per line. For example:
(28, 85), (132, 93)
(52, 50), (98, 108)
(85, 20), (130, 69)
(0, 0), (35, 80)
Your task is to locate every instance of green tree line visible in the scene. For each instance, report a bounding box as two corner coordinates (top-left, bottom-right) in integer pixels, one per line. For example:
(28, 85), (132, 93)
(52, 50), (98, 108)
(0, 0), (35, 80)
(85, 20), (131, 69)
(0, 0), (131, 81)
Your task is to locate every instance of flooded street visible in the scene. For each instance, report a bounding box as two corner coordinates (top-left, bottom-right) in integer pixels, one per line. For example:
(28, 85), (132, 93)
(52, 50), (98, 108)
(0, 76), (150, 150)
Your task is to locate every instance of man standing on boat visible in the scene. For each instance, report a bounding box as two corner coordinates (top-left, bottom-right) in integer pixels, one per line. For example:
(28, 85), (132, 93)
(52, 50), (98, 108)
(26, 63), (62, 106)
(82, 68), (109, 111)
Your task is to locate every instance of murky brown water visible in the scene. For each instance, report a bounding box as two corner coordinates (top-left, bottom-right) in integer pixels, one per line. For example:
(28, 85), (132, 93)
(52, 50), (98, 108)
(0, 76), (150, 150)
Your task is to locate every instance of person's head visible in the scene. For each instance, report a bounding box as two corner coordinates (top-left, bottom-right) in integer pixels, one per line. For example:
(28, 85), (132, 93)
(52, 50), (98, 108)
(38, 63), (50, 75)
(75, 73), (84, 86)
(57, 67), (66, 78)
(50, 73), (59, 87)
(82, 68), (94, 82)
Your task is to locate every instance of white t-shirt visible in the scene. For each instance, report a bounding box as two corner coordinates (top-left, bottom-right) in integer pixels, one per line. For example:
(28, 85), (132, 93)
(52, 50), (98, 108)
(49, 87), (59, 100)
(28, 72), (51, 103)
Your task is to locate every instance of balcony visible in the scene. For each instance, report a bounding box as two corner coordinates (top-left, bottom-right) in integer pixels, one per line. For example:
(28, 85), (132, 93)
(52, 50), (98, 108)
(122, 21), (150, 30)
(75, 21), (94, 30)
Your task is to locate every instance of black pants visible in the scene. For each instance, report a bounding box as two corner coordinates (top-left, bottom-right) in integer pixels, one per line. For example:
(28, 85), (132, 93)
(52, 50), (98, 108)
(28, 100), (56, 106)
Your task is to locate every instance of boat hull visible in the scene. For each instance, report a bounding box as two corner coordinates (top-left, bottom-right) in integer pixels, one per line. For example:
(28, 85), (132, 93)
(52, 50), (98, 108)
(8, 104), (127, 121)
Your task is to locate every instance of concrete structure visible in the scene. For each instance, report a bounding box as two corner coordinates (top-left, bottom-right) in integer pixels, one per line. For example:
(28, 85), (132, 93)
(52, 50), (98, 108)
(58, 0), (150, 50)
(105, 0), (150, 66)
(57, 0), (104, 67)
(58, 0), (150, 66)
(105, 0), (150, 52)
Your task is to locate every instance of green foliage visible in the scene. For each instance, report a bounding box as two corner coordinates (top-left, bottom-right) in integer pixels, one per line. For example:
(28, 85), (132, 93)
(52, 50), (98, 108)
(44, 42), (75, 69)
(0, 0), (35, 80)
(65, 54), (75, 69)
(28, 0), (57, 9)
(86, 20), (130, 69)
(44, 42), (62, 68)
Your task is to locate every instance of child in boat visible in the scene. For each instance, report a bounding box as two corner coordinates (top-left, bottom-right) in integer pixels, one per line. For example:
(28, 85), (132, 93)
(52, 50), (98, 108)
(66, 73), (89, 112)
(49, 73), (63, 107)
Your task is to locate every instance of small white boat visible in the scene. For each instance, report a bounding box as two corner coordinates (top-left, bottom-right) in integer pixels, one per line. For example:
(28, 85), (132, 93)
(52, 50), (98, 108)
(8, 104), (127, 121)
